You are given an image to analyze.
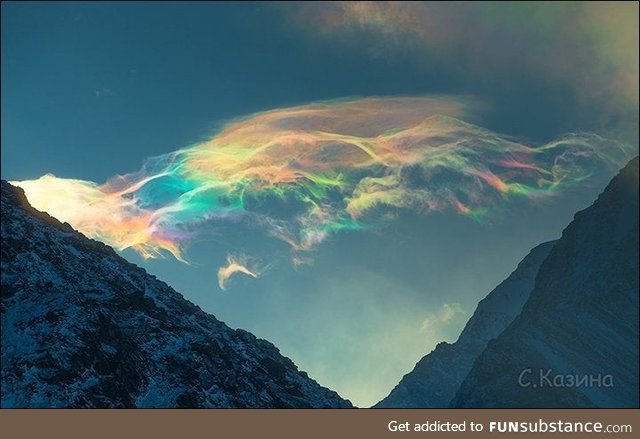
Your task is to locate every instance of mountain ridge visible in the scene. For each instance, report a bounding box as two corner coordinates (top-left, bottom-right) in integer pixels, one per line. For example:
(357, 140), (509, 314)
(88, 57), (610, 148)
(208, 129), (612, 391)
(452, 156), (639, 407)
(1, 180), (352, 408)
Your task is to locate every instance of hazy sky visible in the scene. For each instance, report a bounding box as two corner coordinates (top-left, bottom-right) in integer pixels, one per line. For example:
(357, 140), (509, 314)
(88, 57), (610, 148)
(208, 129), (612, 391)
(2, 2), (637, 407)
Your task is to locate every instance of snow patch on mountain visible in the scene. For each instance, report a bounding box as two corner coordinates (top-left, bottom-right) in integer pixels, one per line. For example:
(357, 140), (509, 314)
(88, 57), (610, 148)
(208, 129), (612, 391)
(1, 180), (351, 408)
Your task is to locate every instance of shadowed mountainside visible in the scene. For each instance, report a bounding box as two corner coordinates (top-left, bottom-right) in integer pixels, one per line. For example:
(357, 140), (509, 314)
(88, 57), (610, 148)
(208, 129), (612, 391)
(1, 180), (351, 408)
(452, 157), (639, 407)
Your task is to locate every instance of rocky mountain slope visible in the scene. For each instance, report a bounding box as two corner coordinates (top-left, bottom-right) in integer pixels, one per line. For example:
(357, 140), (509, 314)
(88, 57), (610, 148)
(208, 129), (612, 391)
(0, 180), (351, 408)
(376, 240), (555, 407)
(452, 157), (639, 407)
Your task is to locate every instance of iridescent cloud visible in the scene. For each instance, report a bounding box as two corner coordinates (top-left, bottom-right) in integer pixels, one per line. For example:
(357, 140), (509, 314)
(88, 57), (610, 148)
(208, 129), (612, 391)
(12, 97), (631, 271)
(217, 255), (260, 291)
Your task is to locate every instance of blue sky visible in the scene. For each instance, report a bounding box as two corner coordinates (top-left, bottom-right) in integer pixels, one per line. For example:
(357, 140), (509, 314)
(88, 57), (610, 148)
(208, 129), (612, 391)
(2, 2), (637, 406)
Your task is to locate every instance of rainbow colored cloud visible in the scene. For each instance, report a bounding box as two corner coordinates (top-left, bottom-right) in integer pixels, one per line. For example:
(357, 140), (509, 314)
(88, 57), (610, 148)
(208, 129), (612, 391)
(13, 97), (631, 281)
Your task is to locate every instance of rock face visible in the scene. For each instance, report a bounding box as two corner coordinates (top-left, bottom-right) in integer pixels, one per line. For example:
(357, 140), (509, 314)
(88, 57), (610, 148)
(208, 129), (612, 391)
(452, 157), (639, 408)
(0, 181), (351, 408)
(376, 241), (555, 408)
